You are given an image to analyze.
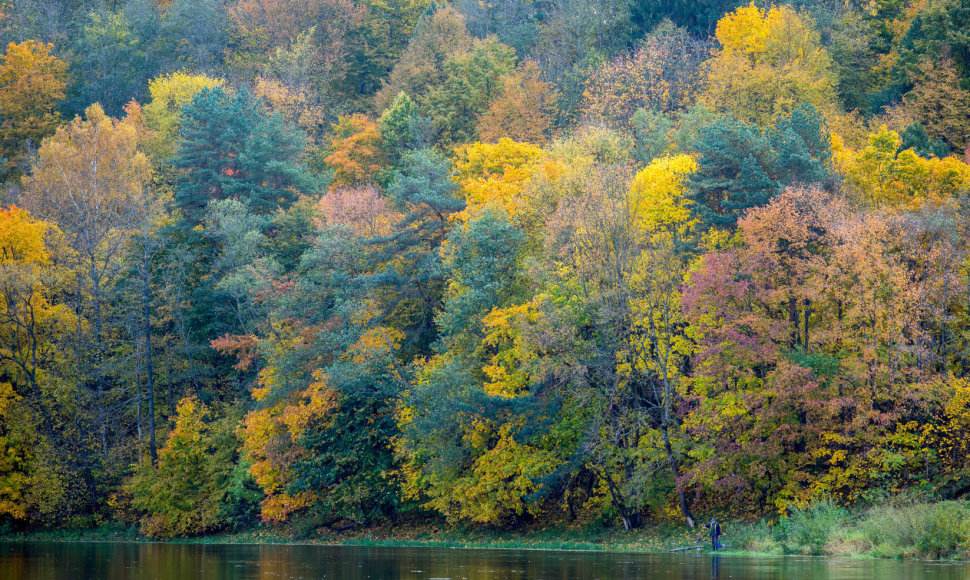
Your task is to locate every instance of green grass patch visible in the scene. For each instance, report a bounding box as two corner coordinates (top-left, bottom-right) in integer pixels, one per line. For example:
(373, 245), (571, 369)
(4, 500), (970, 560)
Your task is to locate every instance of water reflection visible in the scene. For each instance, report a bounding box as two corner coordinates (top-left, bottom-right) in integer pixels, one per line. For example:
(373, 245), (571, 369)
(1, 541), (970, 580)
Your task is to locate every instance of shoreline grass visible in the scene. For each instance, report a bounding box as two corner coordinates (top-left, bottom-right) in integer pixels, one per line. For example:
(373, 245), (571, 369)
(3, 499), (969, 561)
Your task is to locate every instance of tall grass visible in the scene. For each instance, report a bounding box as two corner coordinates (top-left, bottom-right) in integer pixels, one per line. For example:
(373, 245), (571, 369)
(855, 501), (970, 559)
(728, 499), (970, 559)
(779, 498), (851, 555)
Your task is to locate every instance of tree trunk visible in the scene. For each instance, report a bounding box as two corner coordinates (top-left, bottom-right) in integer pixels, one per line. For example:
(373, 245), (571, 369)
(143, 261), (157, 463)
(601, 468), (640, 530)
(803, 298), (812, 351)
(788, 295), (799, 348)
(662, 423), (695, 528)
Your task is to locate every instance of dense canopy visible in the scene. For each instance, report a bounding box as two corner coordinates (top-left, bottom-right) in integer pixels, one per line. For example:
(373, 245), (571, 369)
(2, 0), (970, 538)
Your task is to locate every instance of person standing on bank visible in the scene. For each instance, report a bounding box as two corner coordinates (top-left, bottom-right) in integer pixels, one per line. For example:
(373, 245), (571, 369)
(704, 517), (722, 551)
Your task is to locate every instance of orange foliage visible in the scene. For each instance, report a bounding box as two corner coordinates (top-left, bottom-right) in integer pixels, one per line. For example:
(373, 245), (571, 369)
(324, 114), (384, 189)
(242, 368), (339, 523)
(477, 61), (556, 144)
(581, 31), (700, 127)
(210, 333), (259, 370)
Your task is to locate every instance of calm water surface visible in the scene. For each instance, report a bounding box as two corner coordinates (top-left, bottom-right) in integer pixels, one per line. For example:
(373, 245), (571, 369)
(1, 541), (969, 580)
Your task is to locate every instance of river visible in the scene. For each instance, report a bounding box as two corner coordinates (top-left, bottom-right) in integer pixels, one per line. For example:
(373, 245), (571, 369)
(1, 541), (969, 579)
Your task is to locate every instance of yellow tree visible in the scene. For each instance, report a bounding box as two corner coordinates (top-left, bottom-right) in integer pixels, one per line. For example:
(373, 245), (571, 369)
(126, 395), (255, 538)
(630, 154), (697, 234)
(832, 127), (970, 208)
(537, 156), (700, 528)
(699, 3), (839, 126)
(451, 138), (552, 225)
(22, 104), (153, 458)
(142, 71), (225, 160)
(0, 40), (68, 174)
(627, 155), (698, 527)
(0, 206), (73, 520)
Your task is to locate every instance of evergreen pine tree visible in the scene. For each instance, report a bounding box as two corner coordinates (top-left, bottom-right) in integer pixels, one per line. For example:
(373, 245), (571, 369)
(174, 87), (318, 228)
(688, 116), (780, 232)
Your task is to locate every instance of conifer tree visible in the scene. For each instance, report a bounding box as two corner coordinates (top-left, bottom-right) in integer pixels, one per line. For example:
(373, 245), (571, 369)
(174, 87), (318, 228)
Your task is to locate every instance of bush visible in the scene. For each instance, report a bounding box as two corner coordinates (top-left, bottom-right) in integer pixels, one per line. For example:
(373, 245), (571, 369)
(859, 501), (970, 559)
(779, 498), (850, 555)
(730, 520), (782, 554)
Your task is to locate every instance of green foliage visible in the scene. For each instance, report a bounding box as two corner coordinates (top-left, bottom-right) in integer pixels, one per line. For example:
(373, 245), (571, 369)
(290, 391), (400, 526)
(631, 109), (674, 166)
(378, 92), (429, 163)
(904, 0), (970, 82)
(437, 209), (526, 342)
(127, 397), (261, 538)
(630, 0), (742, 38)
(174, 87), (318, 228)
(900, 123), (951, 159)
(779, 499), (850, 555)
(399, 210), (541, 525)
(67, 7), (160, 116)
(425, 37), (516, 147)
(769, 103), (831, 186)
(364, 149), (464, 356)
(337, 0), (431, 101)
(687, 104), (830, 233)
(858, 502), (970, 559)
(687, 116), (780, 232)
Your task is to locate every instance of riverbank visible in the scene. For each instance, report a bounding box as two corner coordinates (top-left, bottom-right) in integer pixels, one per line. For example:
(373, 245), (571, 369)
(4, 499), (969, 560)
(0, 522), (701, 553)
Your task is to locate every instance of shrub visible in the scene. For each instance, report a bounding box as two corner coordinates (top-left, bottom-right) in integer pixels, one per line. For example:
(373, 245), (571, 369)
(779, 498), (850, 555)
(859, 501), (970, 559)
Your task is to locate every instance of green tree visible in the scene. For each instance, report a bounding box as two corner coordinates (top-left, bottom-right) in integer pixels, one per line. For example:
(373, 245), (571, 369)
(687, 116), (779, 232)
(365, 149), (465, 356)
(687, 105), (830, 233)
(142, 71), (226, 162)
(425, 37), (516, 147)
(400, 210), (551, 525)
(174, 87), (318, 228)
(374, 3), (473, 112)
(379, 92), (430, 163)
(903, 0), (970, 81)
(290, 372), (401, 526)
(69, 7), (159, 116)
(127, 396), (261, 538)
(900, 123), (951, 159)
(337, 0), (430, 100)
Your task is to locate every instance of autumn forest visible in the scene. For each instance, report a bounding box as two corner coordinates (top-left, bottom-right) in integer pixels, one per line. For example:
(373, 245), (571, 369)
(1, 0), (970, 540)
